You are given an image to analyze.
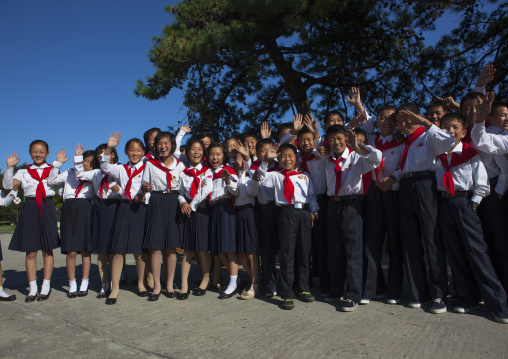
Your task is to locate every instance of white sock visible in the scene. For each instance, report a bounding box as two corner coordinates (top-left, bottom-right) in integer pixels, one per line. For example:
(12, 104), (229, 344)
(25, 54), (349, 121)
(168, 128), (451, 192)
(28, 280), (38, 296)
(224, 275), (238, 295)
(0, 287), (11, 298)
(40, 279), (51, 295)
(68, 279), (77, 293)
(79, 279), (89, 292)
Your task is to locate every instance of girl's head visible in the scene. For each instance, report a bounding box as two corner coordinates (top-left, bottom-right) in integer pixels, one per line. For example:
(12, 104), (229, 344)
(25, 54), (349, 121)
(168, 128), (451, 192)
(29, 140), (49, 166)
(207, 142), (228, 169)
(93, 143), (118, 168)
(143, 127), (161, 154)
(124, 138), (145, 165)
(198, 131), (214, 148)
(224, 137), (237, 158)
(154, 131), (176, 159)
(83, 150), (95, 172)
(185, 138), (207, 166)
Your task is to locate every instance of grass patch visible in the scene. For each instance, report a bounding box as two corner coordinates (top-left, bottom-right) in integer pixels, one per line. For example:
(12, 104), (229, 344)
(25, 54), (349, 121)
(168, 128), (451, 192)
(0, 225), (16, 232)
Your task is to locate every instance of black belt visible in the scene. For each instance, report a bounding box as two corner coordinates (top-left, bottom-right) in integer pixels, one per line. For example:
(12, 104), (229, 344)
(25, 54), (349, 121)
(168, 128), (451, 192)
(151, 191), (178, 195)
(439, 191), (472, 199)
(235, 204), (254, 211)
(94, 195), (120, 203)
(329, 194), (363, 202)
(210, 198), (231, 206)
(25, 196), (53, 200)
(316, 194), (328, 201)
(278, 203), (310, 210)
(401, 170), (434, 179)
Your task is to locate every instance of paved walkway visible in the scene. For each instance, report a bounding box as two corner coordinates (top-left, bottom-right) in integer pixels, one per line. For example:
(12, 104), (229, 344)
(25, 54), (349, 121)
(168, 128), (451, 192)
(0, 234), (506, 359)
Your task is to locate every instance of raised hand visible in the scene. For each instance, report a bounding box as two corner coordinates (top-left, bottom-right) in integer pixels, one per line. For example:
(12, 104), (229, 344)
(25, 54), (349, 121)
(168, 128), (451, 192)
(180, 125), (192, 134)
(56, 148), (69, 163)
(476, 92), (495, 122)
(436, 96), (460, 111)
(347, 87), (362, 108)
(265, 143), (279, 162)
(398, 110), (428, 127)
(303, 114), (316, 133)
(221, 169), (231, 185)
(476, 65), (496, 87)
(6, 152), (20, 168)
(107, 132), (121, 149)
(12, 178), (21, 191)
(292, 114), (304, 134)
(349, 112), (367, 129)
(75, 143), (84, 156)
(347, 129), (359, 151)
(252, 172), (261, 182)
(181, 202), (192, 218)
(233, 139), (250, 159)
(260, 121), (272, 139)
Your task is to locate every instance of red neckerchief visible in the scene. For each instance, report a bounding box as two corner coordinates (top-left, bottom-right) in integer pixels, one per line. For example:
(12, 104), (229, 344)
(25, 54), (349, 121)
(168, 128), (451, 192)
(209, 166), (237, 207)
(400, 126), (425, 171)
(250, 160), (281, 172)
(26, 164), (53, 214)
(182, 164), (209, 200)
(439, 142), (478, 198)
(374, 135), (402, 182)
(72, 169), (89, 201)
(300, 152), (316, 174)
(148, 158), (179, 193)
(100, 172), (109, 201)
(280, 169), (301, 204)
(328, 156), (344, 197)
(123, 163), (145, 201)
(144, 152), (154, 160)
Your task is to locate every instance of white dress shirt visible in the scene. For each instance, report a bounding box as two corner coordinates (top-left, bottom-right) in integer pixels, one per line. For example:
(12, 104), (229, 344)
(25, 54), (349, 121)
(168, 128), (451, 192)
(234, 170), (256, 207)
(0, 190), (17, 206)
(247, 160), (279, 204)
(74, 156), (123, 200)
(196, 165), (239, 204)
(141, 158), (185, 193)
(100, 154), (145, 201)
(6, 163), (57, 197)
(178, 163), (209, 211)
(48, 161), (94, 200)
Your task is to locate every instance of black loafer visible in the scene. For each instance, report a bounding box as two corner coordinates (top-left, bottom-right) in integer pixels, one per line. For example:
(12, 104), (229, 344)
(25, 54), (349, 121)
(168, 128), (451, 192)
(148, 293), (160, 301)
(138, 291), (150, 297)
(193, 287), (207, 296)
(218, 290), (236, 299)
(96, 291), (106, 299)
(0, 295), (16, 301)
(37, 289), (52, 301)
(25, 295), (37, 303)
(77, 290), (88, 297)
(177, 290), (190, 300)
(67, 291), (77, 298)
(105, 297), (117, 305)
(165, 291), (177, 298)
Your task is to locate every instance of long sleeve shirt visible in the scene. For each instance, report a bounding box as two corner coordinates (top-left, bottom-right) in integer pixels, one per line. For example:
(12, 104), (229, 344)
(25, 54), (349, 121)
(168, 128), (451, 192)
(74, 155), (123, 200)
(100, 154), (145, 201)
(6, 163), (57, 197)
(48, 161), (94, 200)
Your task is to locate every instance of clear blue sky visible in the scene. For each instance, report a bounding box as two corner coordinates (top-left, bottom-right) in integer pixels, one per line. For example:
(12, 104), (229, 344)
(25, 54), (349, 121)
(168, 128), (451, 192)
(0, 1), (462, 171)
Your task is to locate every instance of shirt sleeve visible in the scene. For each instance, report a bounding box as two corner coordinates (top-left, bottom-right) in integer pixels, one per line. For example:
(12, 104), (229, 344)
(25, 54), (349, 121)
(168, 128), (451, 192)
(0, 190), (16, 206)
(100, 154), (123, 181)
(351, 146), (382, 175)
(258, 161), (275, 188)
(280, 131), (296, 145)
(361, 111), (375, 135)
(2, 167), (14, 189)
(426, 124), (456, 156)
(471, 155), (490, 202)
(306, 176), (319, 212)
(227, 173), (239, 196)
(471, 122), (508, 155)
(47, 162), (68, 186)
(173, 129), (186, 158)
(74, 156), (95, 181)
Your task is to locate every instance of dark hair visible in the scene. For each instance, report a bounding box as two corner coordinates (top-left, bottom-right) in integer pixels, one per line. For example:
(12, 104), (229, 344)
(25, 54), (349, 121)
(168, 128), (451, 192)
(277, 143), (298, 157)
(396, 103), (420, 114)
(198, 131), (215, 143)
(154, 131), (177, 155)
(185, 137), (207, 161)
(353, 127), (366, 136)
(440, 113), (467, 129)
(297, 126), (314, 141)
(92, 143), (119, 169)
(81, 150), (96, 169)
(377, 105), (397, 115)
(426, 101), (447, 113)
(491, 102), (508, 114)
(325, 124), (347, 140)
(460, 92), (486, 110)
(224, 137), (237, 145)
(207, 142), (229, 165)
(124, 138), (145, 155)
(143, 127), (161, 148)
(241, 133), (257, 143)
(324, 110), (345, 125)
(179, 145), (186, 152)
(29, 140), (49, 153)
(255, 138), (273, 152)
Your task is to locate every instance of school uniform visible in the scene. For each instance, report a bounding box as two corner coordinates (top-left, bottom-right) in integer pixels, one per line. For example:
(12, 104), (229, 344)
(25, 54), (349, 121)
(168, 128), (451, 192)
(197, 165), (238, 256)
(5, 163), (60, 252)
(471, 122), (508, 292)
(100, 154), (146, 254)
(323, 145), (382, 303)
(436, 142), (507, 312)
(399, 124), (455, 303)
(178, 163), (211, 252)
(248, 159), (281, 294)
(48, 162), (94, 253)
(142, 157), (185, 250)
(258, 161), (319, 300)
(0, 190), (17, 260)
(234, 169), (258, 253)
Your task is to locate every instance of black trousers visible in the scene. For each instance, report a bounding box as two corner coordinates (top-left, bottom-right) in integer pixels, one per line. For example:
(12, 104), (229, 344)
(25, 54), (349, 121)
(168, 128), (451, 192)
(363, 185), (403, 299)
(278, 207), (312, 299)
(309, 195), (330, 293)
(439, 196), (507, 312)
(399, 176), (448, 302)
(258, 202), (279, 293)
(327, 198), (364, 302)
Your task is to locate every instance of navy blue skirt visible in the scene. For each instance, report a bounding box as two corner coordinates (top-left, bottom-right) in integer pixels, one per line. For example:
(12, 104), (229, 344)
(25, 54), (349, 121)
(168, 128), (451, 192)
(108, 200), (146, 254)
(210, 200), (235, 256)
(235, 204), (259, 253)
(182, 199), (210, 252)
(9, 198), (59, 252)
(143, 192), (182, 250)
(60, 198), (93, 253)
(91, 197), (119, 254)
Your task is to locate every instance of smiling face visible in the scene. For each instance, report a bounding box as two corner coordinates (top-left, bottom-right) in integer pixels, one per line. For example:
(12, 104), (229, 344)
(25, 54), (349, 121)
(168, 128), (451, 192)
(225, 139), (237, 158)
(201, 136), (212, 149)
(146, 130), (159, 154)
(396, 113), (420, 136)
(126, 142), (144, 165)
(188, 142), (204, 166)
(298, 132), (315, 154)
(441, 118), (467, 145)
(492, 106), (508, 131)
(156, 136), (172, 160)
(462, 97), (482, 128)
(30, 143), (49, 166)
(327, 132), (348, 157)
(277, 148), (297, 171)
(376, 110), (397, 136)
(208, 146), (224, 169)
(243, 136), (257, 156)
(426, 105), (446, 128)
(256, 143), (270, 162)
(324, 114), (344, 130)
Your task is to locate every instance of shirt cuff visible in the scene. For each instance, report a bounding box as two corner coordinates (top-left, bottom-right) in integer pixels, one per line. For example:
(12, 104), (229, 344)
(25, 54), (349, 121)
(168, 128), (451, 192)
(52, 160), (63, 169)
(74, 155), (83, 163)
(471, 194), (483, 204)
(101, 154), (111, 162)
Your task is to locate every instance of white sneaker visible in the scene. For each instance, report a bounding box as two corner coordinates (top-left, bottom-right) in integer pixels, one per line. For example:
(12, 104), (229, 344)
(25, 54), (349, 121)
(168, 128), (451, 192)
(454, 305), (478, 314)
(360, 298), (370, 305)
(408, 301), (422, 308)
(386, 298), (400, 305)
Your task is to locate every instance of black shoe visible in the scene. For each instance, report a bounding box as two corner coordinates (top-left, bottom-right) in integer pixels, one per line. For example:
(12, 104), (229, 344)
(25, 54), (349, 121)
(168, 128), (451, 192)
(25, 294), (37, 303)
(0, 294), (16, 301)
(138, 291), (150, 297)
(67, 291), (78, 298)
(105, 297), (117, 305)
(148, 292), (160, 301)
(164, 291), (177, 299)
(177, 290), (190, 300)
(37, 289), (52, 301)
(219, 289), (236, 299)
(77, 290), (88, 297)
(96, 291), (106, 299)
(193, 287), (207, 296)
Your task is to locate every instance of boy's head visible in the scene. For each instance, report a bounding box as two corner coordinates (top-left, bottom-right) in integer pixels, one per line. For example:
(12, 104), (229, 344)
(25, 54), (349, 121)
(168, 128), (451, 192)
(277, 143), (298, 171)
(224, 137), (237, 159)
(440, 113), (467, 145)
(426, 102), (447, 128)
(143, 127), (161, 154)
(490, 103), (508, 131)
(396, 103), (422, 136)
(297, 127), (315, 154)
(255, 139), (272, 162)
(323, 110), (344, 130)
(278, 122), (293, 142)
(242, 134), (257, 156)
(376, 106), (397, 136)
(351, 128), (367, 146)
(325, 124), (348, 156)
(460, 92), (486, 127)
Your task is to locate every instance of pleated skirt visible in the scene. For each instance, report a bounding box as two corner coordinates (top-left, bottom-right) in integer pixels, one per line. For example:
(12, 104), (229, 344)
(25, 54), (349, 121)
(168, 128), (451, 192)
(143, 192), (182, 250)
(108, 200), (146, 254)
(91, 197), (120, 254)
(235, 204), (259, 253)
(9, 198), (59, 252)
(60, 198), (93, 253)
(210, 200), (235, 256)
(182, 199), (210, 252)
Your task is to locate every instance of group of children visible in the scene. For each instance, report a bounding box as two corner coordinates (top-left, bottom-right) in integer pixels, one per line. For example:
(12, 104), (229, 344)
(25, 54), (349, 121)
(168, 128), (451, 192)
(1, 65), (508, 325)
